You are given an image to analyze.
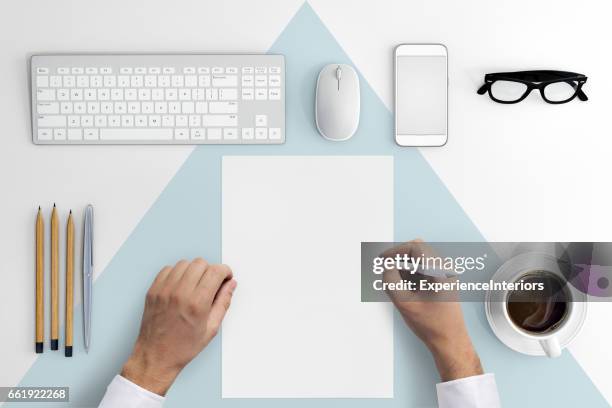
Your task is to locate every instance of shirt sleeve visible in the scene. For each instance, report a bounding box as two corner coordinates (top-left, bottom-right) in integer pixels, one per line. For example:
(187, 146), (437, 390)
(436, 373), (501, 408)
(98, 375), (165, 408)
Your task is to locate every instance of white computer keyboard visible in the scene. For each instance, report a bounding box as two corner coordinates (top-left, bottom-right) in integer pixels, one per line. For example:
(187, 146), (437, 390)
(30, 54), (285, 144)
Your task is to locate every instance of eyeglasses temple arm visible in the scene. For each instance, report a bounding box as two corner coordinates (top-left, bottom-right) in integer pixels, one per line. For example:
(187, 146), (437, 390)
(477, 84), (489, 95)
(577, 89), (588, 101)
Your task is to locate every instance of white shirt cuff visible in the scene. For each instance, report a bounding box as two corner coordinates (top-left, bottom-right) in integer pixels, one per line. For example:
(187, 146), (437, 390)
(98, 375), (165, 408)
(436, 373), (501, 408)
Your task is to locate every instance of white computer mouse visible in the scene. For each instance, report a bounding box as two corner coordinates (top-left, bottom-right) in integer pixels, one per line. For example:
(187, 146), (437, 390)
(315, 64), (360, 141)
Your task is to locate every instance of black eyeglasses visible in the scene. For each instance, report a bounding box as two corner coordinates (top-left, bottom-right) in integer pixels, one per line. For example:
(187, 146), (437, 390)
(477, 70), (588, 104)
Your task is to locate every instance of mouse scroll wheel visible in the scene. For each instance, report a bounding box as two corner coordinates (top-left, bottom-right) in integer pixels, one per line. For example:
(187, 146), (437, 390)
(336, 66), (342, 81)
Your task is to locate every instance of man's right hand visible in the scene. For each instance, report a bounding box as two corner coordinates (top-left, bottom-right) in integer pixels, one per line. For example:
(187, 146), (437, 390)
(383, 240), (484, 382)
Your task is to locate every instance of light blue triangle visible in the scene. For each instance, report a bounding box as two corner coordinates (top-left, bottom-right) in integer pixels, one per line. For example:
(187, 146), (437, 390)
(13, 3), (609, 407)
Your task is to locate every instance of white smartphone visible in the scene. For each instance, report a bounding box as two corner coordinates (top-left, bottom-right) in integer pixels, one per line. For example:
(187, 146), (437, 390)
(394, 44), (448, 146)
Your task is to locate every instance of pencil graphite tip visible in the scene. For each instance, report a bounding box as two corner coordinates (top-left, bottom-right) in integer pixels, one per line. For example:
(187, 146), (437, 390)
(53, 203), (56, 207)
(38, 206), (41, 210)
(69, 210), (72, 214)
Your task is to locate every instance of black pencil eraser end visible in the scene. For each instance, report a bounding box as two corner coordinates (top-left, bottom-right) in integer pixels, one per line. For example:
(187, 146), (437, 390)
(65, 346), (73, 357)
(36, 342), (43, 353)
(51, 339), (58, 350)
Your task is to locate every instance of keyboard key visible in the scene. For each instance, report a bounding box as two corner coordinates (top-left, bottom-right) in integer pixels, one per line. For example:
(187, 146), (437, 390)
(269, 66), (281, 74)
(121, 115), (134, 127)
(190, 128), (205, 140)
(198, 67), (210, 74)
(212, 67), (224, 74)
(145, 75), (157, 87)
(176, 115), (187, 127)
(269, 127), (282, 140)
(87, 102), (100, 113)
(95, 115), (107, 127)
(185, 75), (197, 87)
(68, 116), (80, 127)
(198, 76), (211, 87)
(242, 75), (254, 87)
(100, 67), (112, 74)
(77, 76), (89, 87)
(242, 67), (254, 74)
(162, 67), (175, 74)
(219, 89), (237, 100)
(182, 102), (195, 114)
(169, 103), (181, 114)
(37, 76), (48, 87)
(81, 116), (93, 127)
(212, 75), (237, 87)
(61, 102), (73, 114)
(242, 128), (254, 139)
(135, 67), (147, 74)
(175, 128), (189, 139)
(57, 89), (69, 101)
(209, 101), (237, 114)
(103, 76), (116, 87)
(255, 115), (267, 126)
(269, 75), (281, 87)
(255, 75), (267, 87)
(149, 67), (161, 74)
(54, 128), (67, 140)
(226, 67), (238, 74)
(255, 67), (267, 74)
(135, 115), (147, 127)
(36, 67), (49, 74)
(57, 67), (69, 74)
(91, 76), (103, 87)
(84, 128), (99, 140)
(101, 102), (113, 114)
(149, 115), (161, 127)
(223, 128), (238, 140)
(86, 67), (98, 74)
(255, 89), (267, 100)
(37, 129), (52, 140)
(37, 89), (56, 101)
(72, 67), (84, 74)
(50, 76), (62, 87)
(242, 88), (254, 100)
(118, 76), (130, 87)
(184, 67), (196, 74)
(68, 129), (82, 140)
(188, 114), (200, 127)
(120, 67), (133, 74)
(202, 115), (237, 127)
(63, 76), (75, 87)
(74, 102), (86, 114)
(195, 102), (208, 114)
(70, 89), (83, 101)
(100, 128), (173, 141)
(207, 128), (222, 139)
(38, 115), (66, 127)
(206, 88), (218, 100)
(37, 102), (59, 114)
(269, 88), (281, 100)
(162, 115), (174, 127)
(171, 75), (184, 87)
(255, 128), (267, 139)
(109, 115), (121, 127)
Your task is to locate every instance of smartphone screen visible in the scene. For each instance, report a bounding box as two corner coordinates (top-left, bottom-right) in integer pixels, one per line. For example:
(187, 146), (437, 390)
(396, 55), (447, 136)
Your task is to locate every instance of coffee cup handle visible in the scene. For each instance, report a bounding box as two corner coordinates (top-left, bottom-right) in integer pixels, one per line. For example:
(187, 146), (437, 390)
(540, 337), (562, 358)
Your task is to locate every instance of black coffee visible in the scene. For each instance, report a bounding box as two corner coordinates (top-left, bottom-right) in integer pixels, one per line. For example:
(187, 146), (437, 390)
(506, 272), (569, 334)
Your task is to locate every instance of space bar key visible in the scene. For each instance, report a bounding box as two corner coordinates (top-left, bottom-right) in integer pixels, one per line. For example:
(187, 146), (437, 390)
(100, 129), (173, 141)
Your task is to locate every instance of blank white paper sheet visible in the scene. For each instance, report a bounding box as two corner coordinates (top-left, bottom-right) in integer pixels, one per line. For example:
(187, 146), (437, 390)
(221, 156), (394, 398)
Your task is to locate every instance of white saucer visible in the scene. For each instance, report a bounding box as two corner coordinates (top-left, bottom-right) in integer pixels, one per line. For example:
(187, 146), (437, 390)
(485, 253), (587, 356)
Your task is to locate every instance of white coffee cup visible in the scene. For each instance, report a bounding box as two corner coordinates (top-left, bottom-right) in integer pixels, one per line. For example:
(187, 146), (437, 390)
(485, 252), (587, 358)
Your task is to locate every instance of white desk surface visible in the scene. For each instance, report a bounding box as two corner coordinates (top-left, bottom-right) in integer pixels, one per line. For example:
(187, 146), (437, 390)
(1, 0), (611, 404)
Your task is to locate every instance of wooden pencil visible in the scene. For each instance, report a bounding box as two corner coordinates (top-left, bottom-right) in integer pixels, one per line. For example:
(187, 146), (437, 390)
(35, 207), (44, 353)
(51, 204), (59, 350)
(65, 210), (74, 357)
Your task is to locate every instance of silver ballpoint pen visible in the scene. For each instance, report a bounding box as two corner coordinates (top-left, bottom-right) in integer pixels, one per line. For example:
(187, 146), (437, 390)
(83, 205), (94, 353)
